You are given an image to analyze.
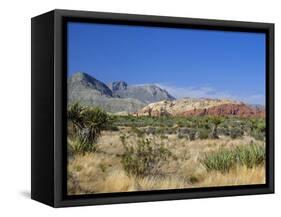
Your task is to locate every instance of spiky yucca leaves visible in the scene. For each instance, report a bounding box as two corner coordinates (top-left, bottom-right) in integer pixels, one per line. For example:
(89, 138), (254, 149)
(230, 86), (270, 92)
(68, 103), (85, 134)
(235, 144), (265, 168)
(201, 149), (235, 173)
(68, 103), (112, 153)
(79, 107), (111, 145)
(201, 144), (265, 173)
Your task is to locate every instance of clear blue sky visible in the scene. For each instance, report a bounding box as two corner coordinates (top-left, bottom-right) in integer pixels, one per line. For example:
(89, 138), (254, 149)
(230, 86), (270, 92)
(67, 22), (266, 105)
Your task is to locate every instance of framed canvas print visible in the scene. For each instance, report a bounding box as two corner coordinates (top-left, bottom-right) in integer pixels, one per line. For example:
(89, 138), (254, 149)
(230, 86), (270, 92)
(31, 9), (274, 207)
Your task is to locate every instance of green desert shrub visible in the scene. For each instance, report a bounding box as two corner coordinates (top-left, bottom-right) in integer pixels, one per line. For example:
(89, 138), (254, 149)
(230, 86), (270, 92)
(188, 128), (197, 141)
(201, 144), (265, 173)
(155, 127), (165, 135)
(229, 127), (244, 139)
(131, 126), (146, 137)
(104, 116), (119, 131)
(176, 120), (184, 128)
(249, 118), (266, 140)
(165, 127), (176, 135)
(144, 127), (156, 135)
(251, 130), (265, 141)
(154, 127), (176, 135)
(177, 133), (187, 139)
(177, 128), (189, 139)
(177, 128), (197, 140)
(197, 128), (210, 140)
(250, 119), (266, 141)
(217, 127), (230, 136)
(120, 135), (172, 177)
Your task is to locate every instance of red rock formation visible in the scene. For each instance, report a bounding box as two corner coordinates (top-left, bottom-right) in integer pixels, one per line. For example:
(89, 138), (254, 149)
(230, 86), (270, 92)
(180, 103), (265, 118)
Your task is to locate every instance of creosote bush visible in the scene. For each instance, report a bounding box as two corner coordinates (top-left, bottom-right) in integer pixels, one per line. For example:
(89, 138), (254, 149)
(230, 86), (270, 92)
(229, 127), (244, 139)
(120, 135), (173, 177)
(197, 128), (210, 140)
(201, 144), (265, 173)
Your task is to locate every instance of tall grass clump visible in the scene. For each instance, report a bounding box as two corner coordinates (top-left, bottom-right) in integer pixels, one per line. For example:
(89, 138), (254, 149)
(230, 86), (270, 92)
(201, 149), (235, 173)
(234, 144), (265, 168)
(120, 135), (172, 177)
(201, 144), (265, 173)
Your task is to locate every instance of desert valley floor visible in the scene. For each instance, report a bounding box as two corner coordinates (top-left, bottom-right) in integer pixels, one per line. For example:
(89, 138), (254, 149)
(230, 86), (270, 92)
(67, 117), (266, 195)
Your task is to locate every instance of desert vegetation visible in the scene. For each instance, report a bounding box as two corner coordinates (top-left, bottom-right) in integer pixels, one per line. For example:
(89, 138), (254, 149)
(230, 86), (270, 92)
(67, 103), (266, 195)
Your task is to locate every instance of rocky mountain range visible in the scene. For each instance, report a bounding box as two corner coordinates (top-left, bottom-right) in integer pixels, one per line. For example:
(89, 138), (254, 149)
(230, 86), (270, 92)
(108, 81), (175, 104)
(68, 72), (174, 113)
(68, 72), (265, 117)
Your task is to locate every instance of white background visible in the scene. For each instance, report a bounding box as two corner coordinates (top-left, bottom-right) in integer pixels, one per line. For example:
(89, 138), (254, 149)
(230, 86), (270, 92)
(0, 0), (279, 216)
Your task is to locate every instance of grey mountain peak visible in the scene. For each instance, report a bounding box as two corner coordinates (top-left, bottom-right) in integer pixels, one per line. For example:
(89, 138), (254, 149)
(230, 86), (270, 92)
(68, 72), (175, 113)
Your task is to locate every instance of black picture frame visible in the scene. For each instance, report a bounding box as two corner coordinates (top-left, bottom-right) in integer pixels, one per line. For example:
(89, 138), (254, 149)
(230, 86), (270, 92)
(31, 9), (274, 208)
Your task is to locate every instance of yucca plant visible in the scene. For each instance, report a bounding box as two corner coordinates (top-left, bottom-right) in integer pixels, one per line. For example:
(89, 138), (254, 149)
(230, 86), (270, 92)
(79, 107), (111, 145)
(234, 144), (265, 168)
(201, 144), (265, 173)
(209, 116), (225, 139)
(201, 149), (235, 173)
(67, 103), (85, 134)
(68, 103), (112, 153)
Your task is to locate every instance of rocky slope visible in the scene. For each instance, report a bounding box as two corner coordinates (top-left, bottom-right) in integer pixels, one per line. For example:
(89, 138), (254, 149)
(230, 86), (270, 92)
(68, 72), (175, 113)
(136, 98), (265, 118)
(68, 72), (265, 117)
(109, 81), (175, 104)
(68, 72), (145, 113)
(180, 103), (265, 117)
(68, 72), (113, 98)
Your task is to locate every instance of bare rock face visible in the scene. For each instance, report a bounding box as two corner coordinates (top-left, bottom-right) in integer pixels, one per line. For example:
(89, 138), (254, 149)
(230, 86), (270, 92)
(68, 72), (145, 113)
(136, 98), (265, 118)
(111, 83), (175, 104)
(109, 81), (128, 92)
(136, 98), (236, 116)
(68, 72), (113, 97)
(181, 103), (265, 118)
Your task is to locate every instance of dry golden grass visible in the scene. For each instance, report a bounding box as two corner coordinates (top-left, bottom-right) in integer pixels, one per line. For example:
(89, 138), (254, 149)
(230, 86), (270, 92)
(67, 129), (265, 195)
(194, 165), (265, 187)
